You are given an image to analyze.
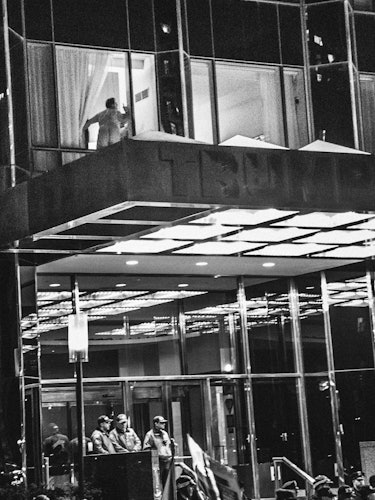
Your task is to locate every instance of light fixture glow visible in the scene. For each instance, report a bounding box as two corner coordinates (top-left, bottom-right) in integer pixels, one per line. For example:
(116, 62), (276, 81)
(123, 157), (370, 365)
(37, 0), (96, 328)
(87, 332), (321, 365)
(49, 283), (61, 288)
(116, 283), (127, 288)
(178, 283), (189, 287)
(126, 260), (139, 266)
(262, 262), (275, 268)
(196, 261), (208, 266)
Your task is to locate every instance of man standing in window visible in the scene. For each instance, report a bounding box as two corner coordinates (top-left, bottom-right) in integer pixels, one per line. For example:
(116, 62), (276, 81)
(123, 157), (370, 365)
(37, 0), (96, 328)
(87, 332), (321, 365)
(109, 413), (141, 453)
(143, 415), (173, 486)
(83, 98), (130, 149)
(91, 415), (116, 454)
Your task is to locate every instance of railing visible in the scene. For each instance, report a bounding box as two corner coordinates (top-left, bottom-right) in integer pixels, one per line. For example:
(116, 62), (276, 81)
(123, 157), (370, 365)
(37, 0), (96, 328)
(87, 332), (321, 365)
(272, 456), (314, 495)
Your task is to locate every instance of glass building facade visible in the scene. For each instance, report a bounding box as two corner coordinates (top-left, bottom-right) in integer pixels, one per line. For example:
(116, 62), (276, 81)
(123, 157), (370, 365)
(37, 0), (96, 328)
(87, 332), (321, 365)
(2, 0), (375, 497)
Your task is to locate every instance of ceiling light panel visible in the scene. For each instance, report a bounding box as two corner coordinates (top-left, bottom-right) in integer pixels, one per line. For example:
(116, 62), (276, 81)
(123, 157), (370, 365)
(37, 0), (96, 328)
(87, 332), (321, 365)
(298, 230), (375, 245)
(83, 291), (146, 300)
(273, 211), (374, 228)
(143, 225), (237, 240)
(97, 239), (191, 253)
(173, 241), (263, 255)
(313, 246), (375, 259)
(246, 243), (335, 257)
(191, 208), (298, 226)
(224, 227), (317, 242)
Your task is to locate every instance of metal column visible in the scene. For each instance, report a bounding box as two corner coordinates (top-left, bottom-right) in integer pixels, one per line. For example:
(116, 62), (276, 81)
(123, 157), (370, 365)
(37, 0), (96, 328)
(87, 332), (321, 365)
(320, 272), (344, 485)
(71, 276), (86, 500)
(288, 279), (313, 481)
(237, 277), (260, 500)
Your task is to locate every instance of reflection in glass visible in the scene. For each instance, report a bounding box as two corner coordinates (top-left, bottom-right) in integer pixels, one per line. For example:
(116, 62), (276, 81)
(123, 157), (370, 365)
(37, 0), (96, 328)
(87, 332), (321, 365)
(310, 64), (354, 146)
(190, 60), (214, 144)
(283, 68), (309, 149)
(215, 63), (284, 146)
(325, 268), (373, 370)
(336, 371), (375, 471)
(131, 53), (158, 135)
(246, 282), (295, 374)
(295, 274), (327, 373)
(56, 47), (130, 150)
(253, 379), (302, 467)
(307, 2), (347, 65)
(305, 377), (335, 477)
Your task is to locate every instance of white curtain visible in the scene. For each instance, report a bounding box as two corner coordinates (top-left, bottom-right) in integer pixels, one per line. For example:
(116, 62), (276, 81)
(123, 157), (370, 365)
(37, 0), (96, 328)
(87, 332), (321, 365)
(360, 75), (375, 154)
(28, 43), (57, 146)
(56, 47), (109, 148)
(283, 69), (308, 149)
(259, 70), (284, 146)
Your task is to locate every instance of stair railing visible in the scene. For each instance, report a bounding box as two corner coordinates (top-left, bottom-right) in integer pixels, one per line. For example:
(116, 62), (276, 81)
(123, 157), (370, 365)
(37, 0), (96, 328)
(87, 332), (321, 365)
(272, 456), (315, 496)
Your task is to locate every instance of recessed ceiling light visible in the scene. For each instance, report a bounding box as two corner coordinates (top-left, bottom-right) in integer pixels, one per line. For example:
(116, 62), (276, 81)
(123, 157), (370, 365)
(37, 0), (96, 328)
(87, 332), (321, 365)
(262, 262), (275, 268)
(49, 283), (61, 288)
(126, 260), (139, 266)
(116, 283), (127, 288)
(196, 261), (208, 266)
(178, 283), (189, 287)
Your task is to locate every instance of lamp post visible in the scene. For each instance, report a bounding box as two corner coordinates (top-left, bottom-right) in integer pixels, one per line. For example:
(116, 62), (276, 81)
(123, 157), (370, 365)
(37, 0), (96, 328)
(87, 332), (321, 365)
(69, 276), (88, 500)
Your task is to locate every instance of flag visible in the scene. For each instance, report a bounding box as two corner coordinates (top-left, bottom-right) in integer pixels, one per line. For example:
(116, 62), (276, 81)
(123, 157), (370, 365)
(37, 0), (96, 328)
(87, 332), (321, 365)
(187, 434), (221, 500)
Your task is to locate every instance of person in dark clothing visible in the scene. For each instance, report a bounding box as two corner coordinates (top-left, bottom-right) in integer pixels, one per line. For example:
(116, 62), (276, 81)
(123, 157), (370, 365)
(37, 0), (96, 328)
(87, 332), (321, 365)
(43, 423), (70, 475)
(338, 485), (355, 500)
(275, 488), (296, 500)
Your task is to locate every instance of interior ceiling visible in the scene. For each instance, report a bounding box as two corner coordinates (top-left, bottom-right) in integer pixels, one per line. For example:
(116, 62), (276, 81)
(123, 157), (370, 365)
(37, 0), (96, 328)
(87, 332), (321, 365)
(18, 203), (375, 344)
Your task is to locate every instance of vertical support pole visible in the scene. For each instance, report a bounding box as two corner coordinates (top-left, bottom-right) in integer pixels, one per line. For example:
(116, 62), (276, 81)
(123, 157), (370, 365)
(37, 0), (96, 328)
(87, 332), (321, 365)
(365, 263), (375, 376)
(177, 300), (187, 375)
(344, 0), (360, 149)
(203, 378), (214, 457)
(176, 0), (189, 137)
(1, 0), (16, 187)
(289, 279), (313, 488)
(71, 276), (85, 500)
(320, 272), (344, 485)
(237, 277), (260, 500)
(300, 0), (315, 142)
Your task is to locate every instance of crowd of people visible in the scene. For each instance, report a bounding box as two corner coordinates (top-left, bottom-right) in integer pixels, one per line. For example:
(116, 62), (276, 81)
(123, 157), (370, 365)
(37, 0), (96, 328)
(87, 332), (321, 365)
(275, 471), (375, 500)
(43, 414), (173, 485)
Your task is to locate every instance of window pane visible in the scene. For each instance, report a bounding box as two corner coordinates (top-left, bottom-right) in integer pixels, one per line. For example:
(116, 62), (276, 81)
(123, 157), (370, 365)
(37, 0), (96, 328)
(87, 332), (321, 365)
(154, 0), (178, 51)
(360, 74), (375, 153)
(27, 43), (57, 147)
(25, 0), (53, 41)
(307, 2), (347, 65)
(253, 379), (303, 469)
(53, 0), (128, 48)
(246, 280), (295, 374)
(157, 53), (184, 136)
(284, 68), (308, 149)
(56, 47), (130, 150)
(306, 377), (336, 477)
(336, 371), (375, 471)
(131, 54), (158, 135)
(216, 63), (284, 146)
(296, 274), (328, 373)
(128, 0), (155, 51)
(355, 14), (375, 72)
(326, 266), (373, 371)
(310, 64), (354, 147)
(186, 0), (213, 57)
(191, 60), (214, 144)
(279, 5), (303, 66)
